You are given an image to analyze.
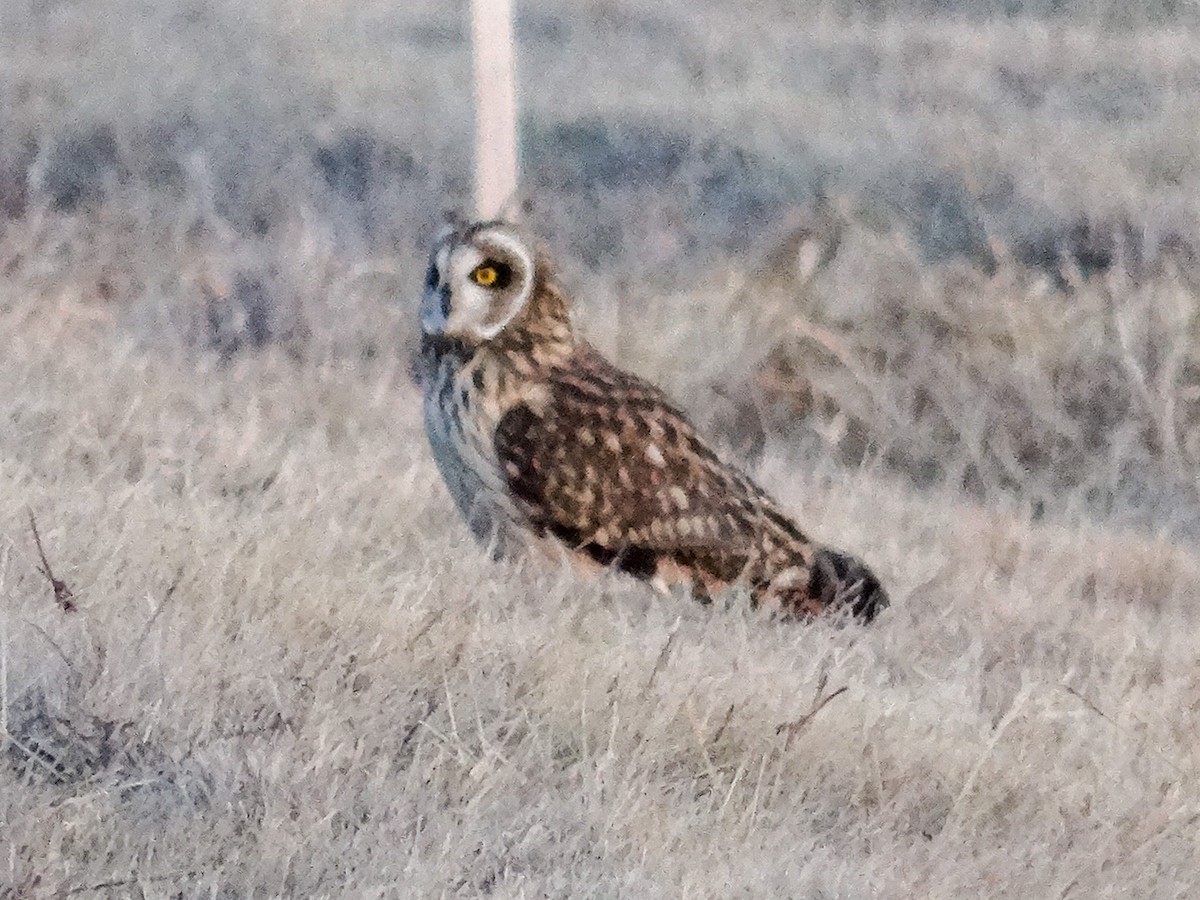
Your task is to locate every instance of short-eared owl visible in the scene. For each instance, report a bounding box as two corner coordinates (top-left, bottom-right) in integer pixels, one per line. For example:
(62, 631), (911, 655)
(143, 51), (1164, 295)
(418, 220), (887, 622)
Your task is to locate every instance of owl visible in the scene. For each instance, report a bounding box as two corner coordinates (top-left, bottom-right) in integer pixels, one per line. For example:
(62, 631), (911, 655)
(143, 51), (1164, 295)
(417, 219), (888, 622)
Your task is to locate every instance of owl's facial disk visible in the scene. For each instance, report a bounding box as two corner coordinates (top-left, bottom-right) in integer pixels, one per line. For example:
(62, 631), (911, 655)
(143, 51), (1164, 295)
(420, 224), (534, 343)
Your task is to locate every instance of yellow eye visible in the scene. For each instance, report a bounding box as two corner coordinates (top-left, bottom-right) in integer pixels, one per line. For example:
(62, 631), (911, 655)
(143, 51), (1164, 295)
(473, 265), (498, 286)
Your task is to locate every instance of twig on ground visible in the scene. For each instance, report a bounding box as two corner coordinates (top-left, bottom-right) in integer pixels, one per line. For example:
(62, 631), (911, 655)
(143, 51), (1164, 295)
(23, 622), (77, 682)
(405, 609), (445, 651)
(775, 674), (849, 751)
(27, 509), (75, 613)
(645, 617), (682, 693)
(64, 869), (204, 896)
(711, 702), (736, 745)
(134, 564), (185, 652)
(1060, 683), (1186, 778)
(399, 696), (441, 754)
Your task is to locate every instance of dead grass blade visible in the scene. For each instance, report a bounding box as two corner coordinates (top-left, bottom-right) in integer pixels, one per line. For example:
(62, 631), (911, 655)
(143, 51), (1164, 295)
(26, 508), (76, 613)
(645, 617), (682, 693)
(775, 674), (849, 752)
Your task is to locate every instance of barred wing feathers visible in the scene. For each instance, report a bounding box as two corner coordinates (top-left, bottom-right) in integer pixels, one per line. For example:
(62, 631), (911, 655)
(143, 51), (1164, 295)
(493, 346), (815, 592)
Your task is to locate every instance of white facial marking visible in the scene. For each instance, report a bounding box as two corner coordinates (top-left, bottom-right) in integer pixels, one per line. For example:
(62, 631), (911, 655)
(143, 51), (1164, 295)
(471, 229), (535, 339)
(439, 226), (537, 343)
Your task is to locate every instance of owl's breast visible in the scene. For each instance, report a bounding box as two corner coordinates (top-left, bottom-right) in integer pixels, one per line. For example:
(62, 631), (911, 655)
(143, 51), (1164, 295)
(421, 349), (525, 556)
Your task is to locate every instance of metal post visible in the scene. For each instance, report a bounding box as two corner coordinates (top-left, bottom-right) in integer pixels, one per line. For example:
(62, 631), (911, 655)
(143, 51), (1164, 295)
(471, 0), (518, 220)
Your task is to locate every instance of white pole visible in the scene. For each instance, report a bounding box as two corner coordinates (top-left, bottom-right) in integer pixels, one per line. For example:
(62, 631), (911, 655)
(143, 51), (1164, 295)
(471, 0), (519, 220)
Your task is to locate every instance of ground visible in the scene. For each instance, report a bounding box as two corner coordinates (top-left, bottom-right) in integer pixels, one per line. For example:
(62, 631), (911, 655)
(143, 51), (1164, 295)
(1, 0), (1198, 897)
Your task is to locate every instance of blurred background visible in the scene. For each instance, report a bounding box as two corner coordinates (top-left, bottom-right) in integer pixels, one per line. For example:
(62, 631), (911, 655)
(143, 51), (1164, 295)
(2, 0), (1199, 529)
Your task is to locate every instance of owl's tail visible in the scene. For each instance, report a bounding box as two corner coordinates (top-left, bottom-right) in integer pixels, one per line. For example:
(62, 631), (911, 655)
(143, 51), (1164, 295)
(763, 546), (890, 624)
(815, 547), (890, 622)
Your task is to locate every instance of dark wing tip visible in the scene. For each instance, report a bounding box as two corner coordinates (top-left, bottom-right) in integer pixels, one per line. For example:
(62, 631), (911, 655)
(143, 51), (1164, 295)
(810, 547), (890, 624)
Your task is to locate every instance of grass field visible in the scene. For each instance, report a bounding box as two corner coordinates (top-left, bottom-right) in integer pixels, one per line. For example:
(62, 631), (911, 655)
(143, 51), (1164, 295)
(2, 0), (1199, 896)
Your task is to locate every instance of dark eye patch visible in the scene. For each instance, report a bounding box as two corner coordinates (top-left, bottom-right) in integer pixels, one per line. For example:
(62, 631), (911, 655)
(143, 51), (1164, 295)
(480, 259), (513, 289)
(424, 262), (439, 289)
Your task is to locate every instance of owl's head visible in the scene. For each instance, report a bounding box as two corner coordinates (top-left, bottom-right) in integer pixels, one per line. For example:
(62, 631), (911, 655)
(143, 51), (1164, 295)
(419, 220), (544, 344)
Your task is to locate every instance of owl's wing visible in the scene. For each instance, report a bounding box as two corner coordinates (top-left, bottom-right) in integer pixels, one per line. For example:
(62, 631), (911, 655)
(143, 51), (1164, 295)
(493, 346), (813, 586)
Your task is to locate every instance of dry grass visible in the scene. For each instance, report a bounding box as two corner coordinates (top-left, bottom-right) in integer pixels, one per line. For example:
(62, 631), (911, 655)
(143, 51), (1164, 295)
(3, 290), (1198, 897)
(2, 0), (1200, 896)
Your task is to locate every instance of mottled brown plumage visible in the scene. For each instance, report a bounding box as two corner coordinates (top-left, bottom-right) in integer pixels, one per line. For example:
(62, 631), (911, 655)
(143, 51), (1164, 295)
(418, 219), (887, 622)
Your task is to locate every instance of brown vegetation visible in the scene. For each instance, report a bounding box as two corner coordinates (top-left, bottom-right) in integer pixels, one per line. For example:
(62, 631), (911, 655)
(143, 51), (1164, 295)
(1, 0), (1197, 895)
